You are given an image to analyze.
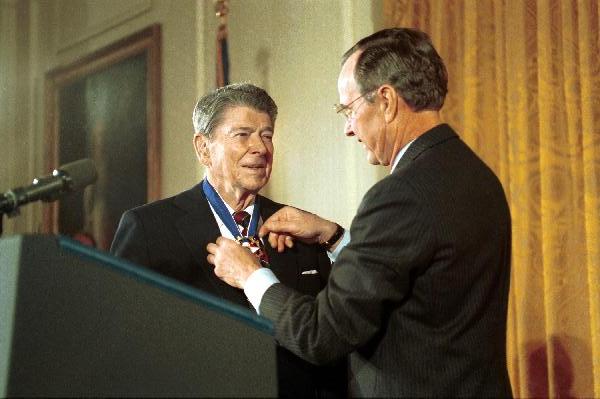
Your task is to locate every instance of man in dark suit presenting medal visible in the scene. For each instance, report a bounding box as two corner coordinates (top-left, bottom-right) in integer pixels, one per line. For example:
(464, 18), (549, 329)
(207, 29), (513, 397)
(110, 83), (346, 398)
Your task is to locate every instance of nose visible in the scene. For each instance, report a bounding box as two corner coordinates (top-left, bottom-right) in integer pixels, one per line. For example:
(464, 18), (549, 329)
(344, 118), (355, 137)
(249, 134), (268, 154)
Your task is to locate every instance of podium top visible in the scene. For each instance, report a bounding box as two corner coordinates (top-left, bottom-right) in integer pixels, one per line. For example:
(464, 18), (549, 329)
(58, 234), (273, 335)
(1, 233), (278, 396)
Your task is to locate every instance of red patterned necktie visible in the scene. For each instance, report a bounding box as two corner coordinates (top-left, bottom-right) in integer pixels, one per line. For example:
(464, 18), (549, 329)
(232, 210), (269, 265)
(232, 210), (250, 236)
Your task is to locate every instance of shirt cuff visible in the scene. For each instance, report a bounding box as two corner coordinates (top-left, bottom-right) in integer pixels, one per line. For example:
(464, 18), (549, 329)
(327, 229), (350, 262)
(244, 267), (280, 314)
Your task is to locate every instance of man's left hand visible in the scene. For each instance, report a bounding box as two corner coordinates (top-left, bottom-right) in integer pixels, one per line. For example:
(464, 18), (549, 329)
(207, 236), (262, 289)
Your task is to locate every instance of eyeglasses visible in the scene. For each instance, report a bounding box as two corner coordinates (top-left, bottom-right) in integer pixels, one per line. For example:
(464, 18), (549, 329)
(334, 89), (376, 119)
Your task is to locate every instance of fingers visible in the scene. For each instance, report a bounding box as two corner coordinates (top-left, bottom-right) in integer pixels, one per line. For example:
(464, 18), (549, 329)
(259, 206), (301, 236)
(208, 241), (241, 288)
(205, 236), (260, 290)
(258, 222), (271, 237)
(207, 242), (217, 252)
(260, 206), (328, 246)
(206, 238), (234, 265)
(260, 219), (294, 237)
(277, 234), (294, 252)
(266, 232), (294, 252)
(267, 232), (279, 249)
(206, 242), (216, 264)
(285, 235), (293, 248)
(277, 234), (286, 252)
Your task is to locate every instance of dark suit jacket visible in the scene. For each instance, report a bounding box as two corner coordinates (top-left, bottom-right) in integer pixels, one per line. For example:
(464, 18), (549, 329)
(110, 186), (346, 398)
(261, 124), (513, 397)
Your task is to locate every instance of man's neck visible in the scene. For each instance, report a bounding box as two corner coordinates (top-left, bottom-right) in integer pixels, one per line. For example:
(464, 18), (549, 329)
(388, 110), (442, 171)
(206, 176), (257, 211)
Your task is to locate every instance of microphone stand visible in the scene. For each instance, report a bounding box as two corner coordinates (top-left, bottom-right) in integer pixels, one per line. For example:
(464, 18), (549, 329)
(1, 203), (10, 237)
(0, 206), (11, 237)
(0, 193), (21, 237)
(0, 194), (6, 237)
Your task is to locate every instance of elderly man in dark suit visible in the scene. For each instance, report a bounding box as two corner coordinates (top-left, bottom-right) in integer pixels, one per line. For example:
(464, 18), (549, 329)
(207, 29), (513, 397)
(110, 83), (346, 398)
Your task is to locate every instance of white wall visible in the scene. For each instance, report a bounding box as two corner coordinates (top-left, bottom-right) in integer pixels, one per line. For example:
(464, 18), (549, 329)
(0, 0), (36, 234)
(1, 0), (384, 236)
(224, 0), (385, 226)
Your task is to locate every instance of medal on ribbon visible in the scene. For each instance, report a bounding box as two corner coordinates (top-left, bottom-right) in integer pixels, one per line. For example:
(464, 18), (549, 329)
(202, 179), (269, 265)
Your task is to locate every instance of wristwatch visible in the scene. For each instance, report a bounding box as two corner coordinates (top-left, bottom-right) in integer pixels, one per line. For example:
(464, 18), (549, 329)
(320, 223), (345, 251)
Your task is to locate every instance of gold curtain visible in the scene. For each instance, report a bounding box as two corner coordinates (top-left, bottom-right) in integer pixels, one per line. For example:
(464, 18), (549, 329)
(384, 0), (600, 397)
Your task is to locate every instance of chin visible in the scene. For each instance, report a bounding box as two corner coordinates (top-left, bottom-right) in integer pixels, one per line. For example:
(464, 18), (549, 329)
(366, 153), (381, 166)
(242, 178), (269, 192)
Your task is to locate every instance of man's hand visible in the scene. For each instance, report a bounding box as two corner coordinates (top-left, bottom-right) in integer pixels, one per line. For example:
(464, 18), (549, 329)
(259, 206), (339, 252)
(206, 237), (262, 289)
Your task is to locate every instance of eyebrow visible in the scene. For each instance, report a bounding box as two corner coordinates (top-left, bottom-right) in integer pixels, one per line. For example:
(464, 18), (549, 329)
(228, 126), (274, 134)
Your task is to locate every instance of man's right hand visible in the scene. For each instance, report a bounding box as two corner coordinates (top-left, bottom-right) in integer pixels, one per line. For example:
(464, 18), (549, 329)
(259, 206), (339, 252)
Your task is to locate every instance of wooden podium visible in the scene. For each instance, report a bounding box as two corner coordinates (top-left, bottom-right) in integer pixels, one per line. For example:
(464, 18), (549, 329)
(0, 234), (277, 397)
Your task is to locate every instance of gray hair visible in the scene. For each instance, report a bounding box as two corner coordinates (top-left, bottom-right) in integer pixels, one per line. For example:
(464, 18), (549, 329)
(342, 28), (448, 112)
(192, 83), (278, 137)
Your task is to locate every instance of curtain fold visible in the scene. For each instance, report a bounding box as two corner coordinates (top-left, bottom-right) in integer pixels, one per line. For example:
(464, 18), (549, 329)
(384, 1), (600, 397)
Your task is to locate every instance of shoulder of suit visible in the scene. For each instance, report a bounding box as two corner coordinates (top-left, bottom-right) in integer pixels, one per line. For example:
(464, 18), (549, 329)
(126, 185), (198, 216)
(258, 194), (284, 211)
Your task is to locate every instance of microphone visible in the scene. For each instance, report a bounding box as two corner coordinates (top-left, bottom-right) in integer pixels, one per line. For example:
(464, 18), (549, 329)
(0, 158), (98, 215)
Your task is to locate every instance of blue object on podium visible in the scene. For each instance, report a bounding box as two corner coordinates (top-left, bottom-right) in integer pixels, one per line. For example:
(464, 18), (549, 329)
(0, 234), (277, 397)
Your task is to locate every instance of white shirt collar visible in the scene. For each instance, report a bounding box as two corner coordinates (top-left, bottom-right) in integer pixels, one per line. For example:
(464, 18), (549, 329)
(390, 139), (416, 174)
(206, 189), (256, 239)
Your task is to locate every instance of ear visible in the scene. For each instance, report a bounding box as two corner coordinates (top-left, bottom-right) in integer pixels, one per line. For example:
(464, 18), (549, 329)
(193, 133), (211, 167)
(378, 85), (399, 124)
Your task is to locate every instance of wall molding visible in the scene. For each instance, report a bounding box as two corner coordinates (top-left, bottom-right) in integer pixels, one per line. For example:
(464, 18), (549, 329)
(56, 0), (152, 54)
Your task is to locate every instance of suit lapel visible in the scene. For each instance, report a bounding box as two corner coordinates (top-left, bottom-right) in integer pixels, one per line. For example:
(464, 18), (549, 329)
(259, 196), (300, 289)
(174, 184), (249, 308)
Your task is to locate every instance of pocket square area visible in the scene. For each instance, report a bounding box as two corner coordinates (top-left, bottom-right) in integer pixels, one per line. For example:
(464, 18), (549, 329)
(301, 269), (318, 275)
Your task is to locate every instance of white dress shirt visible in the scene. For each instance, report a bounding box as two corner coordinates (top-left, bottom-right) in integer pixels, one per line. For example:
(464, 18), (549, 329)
(207, 200), (256, 240)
